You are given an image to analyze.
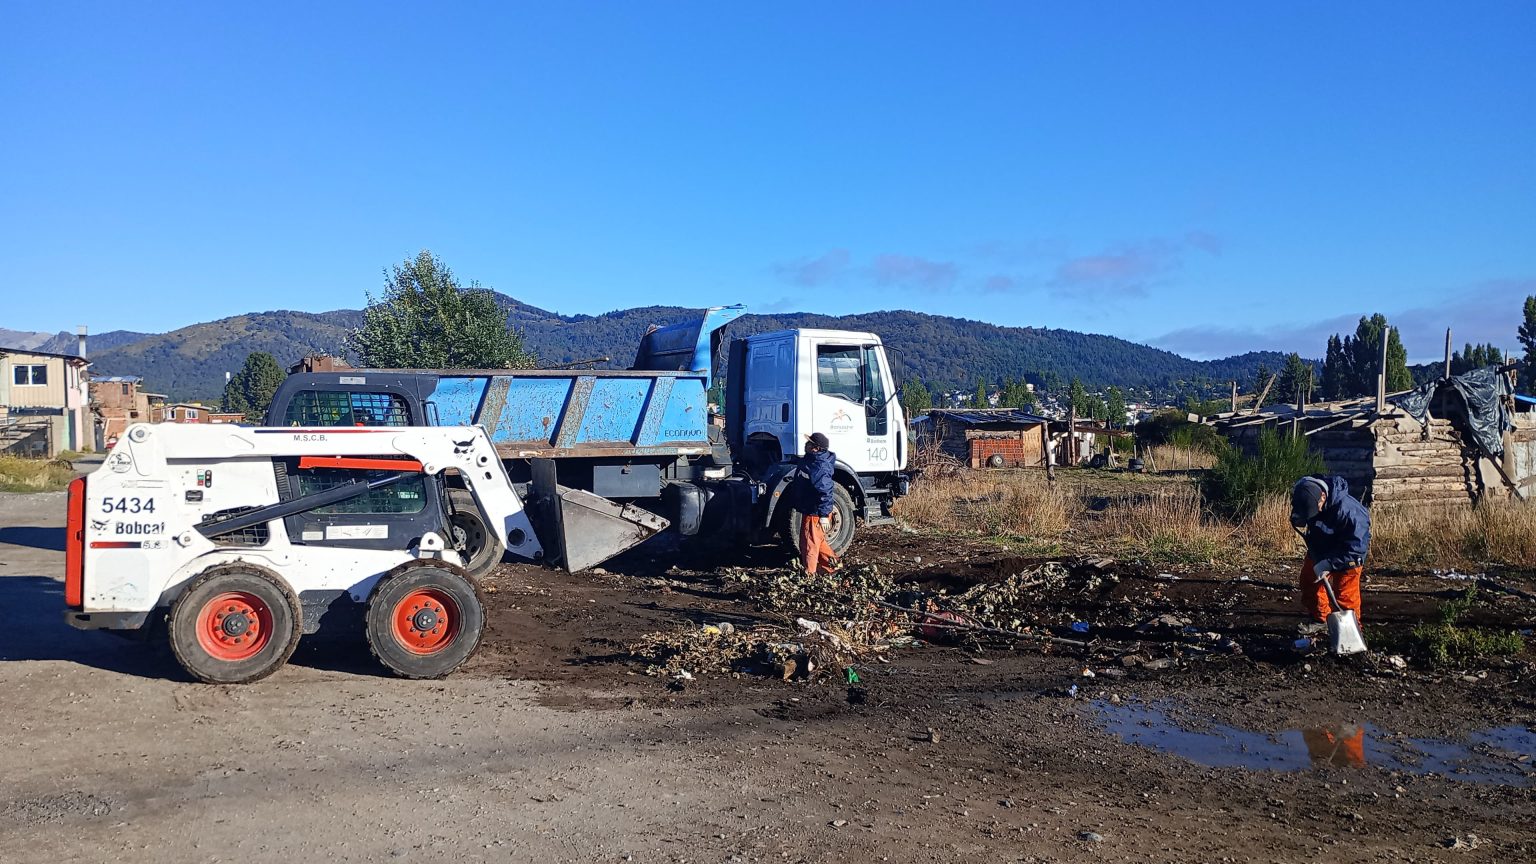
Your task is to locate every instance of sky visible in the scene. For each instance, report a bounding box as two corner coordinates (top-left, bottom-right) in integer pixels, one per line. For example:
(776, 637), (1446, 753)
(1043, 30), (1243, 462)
(2, 2), (1532, 362)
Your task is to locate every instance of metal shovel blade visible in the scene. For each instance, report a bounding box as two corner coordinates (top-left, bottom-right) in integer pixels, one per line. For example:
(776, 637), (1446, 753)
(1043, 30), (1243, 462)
(1327, 609), (1368, 656)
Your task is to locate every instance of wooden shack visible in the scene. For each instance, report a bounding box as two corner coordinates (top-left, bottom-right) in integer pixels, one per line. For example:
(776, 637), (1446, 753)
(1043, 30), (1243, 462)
(913, 409), (1114, 469)
(1213, 398), (1534, 507)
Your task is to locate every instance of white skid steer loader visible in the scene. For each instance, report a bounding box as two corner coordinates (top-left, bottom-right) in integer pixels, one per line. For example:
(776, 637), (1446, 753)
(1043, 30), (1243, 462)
(64, 423), (544, 684)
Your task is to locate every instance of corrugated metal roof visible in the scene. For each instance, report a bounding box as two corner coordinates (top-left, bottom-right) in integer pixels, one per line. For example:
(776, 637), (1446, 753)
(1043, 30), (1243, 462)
(922, 408), (1051, 425)
(93, 376), (143, 383)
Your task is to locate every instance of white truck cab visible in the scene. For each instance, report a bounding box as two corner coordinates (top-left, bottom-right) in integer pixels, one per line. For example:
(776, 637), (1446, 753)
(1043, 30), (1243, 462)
(740, 328), (907, 474)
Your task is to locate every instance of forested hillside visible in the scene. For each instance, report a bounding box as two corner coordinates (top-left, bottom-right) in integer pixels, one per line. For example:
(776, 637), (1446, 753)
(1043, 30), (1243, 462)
(53, 296), (1291, 400)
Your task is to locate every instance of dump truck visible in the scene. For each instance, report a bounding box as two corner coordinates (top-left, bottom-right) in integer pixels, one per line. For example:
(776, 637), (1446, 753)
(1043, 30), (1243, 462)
(264, 305), (910, 575)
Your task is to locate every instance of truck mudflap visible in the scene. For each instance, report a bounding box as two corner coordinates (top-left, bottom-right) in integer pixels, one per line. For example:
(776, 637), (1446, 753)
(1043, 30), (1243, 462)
(527, 459), (670, 572)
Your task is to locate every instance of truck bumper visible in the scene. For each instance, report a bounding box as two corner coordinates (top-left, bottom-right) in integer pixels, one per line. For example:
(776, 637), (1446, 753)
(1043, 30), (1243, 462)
(65, 610), (152, 631)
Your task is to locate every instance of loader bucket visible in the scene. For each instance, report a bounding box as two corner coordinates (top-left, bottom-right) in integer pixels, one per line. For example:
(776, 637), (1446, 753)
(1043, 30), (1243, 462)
(527, 458), (670, 572)
(555, 487), (671, 572)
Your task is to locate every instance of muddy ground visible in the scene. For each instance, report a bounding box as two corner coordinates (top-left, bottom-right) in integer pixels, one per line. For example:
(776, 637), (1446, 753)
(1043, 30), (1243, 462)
(2, 491), (1534, 863)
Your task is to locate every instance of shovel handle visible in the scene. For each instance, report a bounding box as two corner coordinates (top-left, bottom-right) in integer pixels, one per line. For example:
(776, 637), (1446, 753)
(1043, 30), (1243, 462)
(1315, 568), (1345, 609)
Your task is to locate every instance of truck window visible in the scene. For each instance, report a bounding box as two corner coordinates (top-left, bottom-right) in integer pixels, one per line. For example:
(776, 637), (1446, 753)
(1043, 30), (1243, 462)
(283, 391), (411, 427)
(863, 345), (889, 436)
(816, 347), (863, 403)
(293, 468), (426, 515)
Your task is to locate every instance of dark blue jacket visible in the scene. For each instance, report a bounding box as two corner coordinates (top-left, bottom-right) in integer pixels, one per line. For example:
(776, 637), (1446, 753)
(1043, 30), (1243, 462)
(790, 449), (837, 517)
(1301, 475), (1371, 574)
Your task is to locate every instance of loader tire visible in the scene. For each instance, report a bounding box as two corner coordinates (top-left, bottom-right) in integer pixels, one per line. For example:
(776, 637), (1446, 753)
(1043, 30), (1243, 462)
(789, 483), (857, 559)
(447, 487), (504, 579)
(365, 562), (485, 679)
(169, 566), (303, 684)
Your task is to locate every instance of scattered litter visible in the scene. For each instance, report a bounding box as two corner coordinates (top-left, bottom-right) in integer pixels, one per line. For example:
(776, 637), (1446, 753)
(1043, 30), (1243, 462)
(1155, 573), (1178, 581)
(1386, 655), (1408, 669)
(829, 819), (848, 828)
(1081, 668), (1096, 678)
(926, 728), (942, 744)
(1078, 830), (1104, 843)
(1294, 638), (1315, 651)
(844, 666), (860, 684)
(1071, 621), (1091, 634)
(1442, 834), (1482, 850)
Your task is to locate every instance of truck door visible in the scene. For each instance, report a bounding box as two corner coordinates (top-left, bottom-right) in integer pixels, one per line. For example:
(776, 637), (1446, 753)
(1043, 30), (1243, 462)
(807, 342), (901, 473)
(742, 334), (796, 460)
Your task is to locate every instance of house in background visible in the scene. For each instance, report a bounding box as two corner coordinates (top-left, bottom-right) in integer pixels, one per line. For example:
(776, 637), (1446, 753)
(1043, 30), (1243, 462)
(912, 408), (1114, 468)
(90, 376), (167, 447)
(157, 402), (243, 424)
(1, 345), (92, 457)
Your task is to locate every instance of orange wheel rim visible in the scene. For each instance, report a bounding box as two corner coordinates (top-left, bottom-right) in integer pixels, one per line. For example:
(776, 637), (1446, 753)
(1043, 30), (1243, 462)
(196, 591), (274, 661)
(392, 588), (460, 655)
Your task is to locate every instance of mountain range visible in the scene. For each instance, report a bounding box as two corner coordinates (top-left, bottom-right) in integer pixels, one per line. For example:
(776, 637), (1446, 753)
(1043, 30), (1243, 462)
(4, 296), (1292, 402)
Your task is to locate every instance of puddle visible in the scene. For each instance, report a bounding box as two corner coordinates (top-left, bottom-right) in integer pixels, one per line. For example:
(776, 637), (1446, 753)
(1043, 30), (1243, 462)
(1095, 701), (1536, 785)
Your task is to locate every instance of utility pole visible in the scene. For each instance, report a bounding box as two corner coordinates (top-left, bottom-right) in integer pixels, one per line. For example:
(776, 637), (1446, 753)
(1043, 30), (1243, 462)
(1444, 328), (1453, 380)
(1230, 380), (1237, 414)
(1376, 326), (1390, 413)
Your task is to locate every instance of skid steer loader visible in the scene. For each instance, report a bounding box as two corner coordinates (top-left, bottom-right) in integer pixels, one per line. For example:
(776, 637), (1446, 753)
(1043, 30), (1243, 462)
(64, 423), (564, 684)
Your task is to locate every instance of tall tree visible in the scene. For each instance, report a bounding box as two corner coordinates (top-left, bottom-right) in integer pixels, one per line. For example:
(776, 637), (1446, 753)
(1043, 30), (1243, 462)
(1067, 378), (1088, 417)
(1451, 342), (1503, 375)
(999, 377), (1037, 410)
(900, 378), (932, 420)
(221, 352), (286, 419)
(1318, 314), (1411, 398)
(972, 377), (990, 408)
(1320, 335), (1348, 400)
(1276, 352), (1313, 405)
(1252, 363), (1277, 408)
(1519, 295), (1536, 395)
(348, 250), (536, 369)
(1105, 386), (1127, 428)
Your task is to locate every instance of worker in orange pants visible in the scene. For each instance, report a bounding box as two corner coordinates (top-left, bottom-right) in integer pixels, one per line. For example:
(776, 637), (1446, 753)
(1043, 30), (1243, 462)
(1300, 557), (1364, 623)
(800, 513), (838, 576)
(791, 432), (840, 576)
(1291, 475), (1370, 627)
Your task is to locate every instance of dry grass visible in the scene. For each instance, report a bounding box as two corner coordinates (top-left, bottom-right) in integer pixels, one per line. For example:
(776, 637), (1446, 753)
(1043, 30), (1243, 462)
(893, 470), (1072, 549)
(1144, 443), (1218, 472)
(0, 455), (75, 493)
(897, 470), (1301, 565)
(1372, 500), (1536, 570)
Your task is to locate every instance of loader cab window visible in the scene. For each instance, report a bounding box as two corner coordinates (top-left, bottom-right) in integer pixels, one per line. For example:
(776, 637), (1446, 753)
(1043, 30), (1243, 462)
(283, 391), (412, 427)
(292, 468), (427, 515)
(816, 346), (863, 403)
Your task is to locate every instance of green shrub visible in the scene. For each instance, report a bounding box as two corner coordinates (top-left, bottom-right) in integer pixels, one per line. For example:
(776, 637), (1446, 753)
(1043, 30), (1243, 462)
(1135, 409), (1225, 453)
(1201, 428), (1324, 517)
(1408, 589), (1527, 667)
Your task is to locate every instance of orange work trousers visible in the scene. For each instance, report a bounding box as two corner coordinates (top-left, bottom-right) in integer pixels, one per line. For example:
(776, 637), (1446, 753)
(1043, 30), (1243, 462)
(799, 514), (838, 576)
(1300, 556), (1363, 623)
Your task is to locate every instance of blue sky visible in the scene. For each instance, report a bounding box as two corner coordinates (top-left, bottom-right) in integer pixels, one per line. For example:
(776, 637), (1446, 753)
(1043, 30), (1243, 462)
(2, 2), (1532, 361)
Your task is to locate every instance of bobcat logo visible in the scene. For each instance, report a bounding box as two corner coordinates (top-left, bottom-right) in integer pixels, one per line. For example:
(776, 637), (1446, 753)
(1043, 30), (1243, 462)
(90, 518), (109, 532)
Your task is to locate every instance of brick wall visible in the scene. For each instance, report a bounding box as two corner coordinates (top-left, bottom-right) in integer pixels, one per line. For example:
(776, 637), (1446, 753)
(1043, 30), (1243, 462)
(969, 436), (1043, 468)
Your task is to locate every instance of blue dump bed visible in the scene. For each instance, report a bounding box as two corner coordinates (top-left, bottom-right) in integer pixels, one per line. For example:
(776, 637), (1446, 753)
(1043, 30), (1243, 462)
(426, 370), (713, 459)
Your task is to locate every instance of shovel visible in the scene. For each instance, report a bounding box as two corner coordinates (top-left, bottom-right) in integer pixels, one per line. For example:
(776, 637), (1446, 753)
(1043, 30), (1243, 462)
(1315, 569), (1367, 656)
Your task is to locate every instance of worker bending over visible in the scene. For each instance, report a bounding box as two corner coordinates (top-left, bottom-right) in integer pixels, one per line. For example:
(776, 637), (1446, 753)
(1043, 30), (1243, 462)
(1290, 475), (1371, 629)
(793, 432), (839, 575)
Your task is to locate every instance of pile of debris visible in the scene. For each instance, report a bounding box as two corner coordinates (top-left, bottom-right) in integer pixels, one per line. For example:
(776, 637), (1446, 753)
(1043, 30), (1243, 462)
(629, 618), (881, 683)
(631, 558), (1123, 683)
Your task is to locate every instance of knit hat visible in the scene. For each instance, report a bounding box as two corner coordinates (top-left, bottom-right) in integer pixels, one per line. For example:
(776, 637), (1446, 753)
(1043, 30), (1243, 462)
(1290, 476), (1328, 527)
(805, 432), (830, 451)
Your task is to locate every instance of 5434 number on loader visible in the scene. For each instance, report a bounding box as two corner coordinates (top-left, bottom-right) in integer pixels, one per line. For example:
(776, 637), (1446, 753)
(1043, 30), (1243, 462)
(64, 423), (544, 684)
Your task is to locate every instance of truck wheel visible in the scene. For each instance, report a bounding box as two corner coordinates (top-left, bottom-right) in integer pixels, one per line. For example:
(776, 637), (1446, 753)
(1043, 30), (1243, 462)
(168, 566), (302, 684)
(365, 563), (485, 679)
(447, 487), (504, 579)
(789, 483), (857, 559)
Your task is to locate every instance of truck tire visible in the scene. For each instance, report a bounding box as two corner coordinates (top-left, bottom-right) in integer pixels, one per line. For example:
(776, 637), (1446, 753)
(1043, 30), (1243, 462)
(365, 562), (485, 679)
(168, 565), (303, 684)
(789, 483), (857, 559)
(447, 487), (504, 579)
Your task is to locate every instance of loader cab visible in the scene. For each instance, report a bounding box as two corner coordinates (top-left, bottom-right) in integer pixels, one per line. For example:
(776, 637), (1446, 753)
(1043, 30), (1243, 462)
(734, 329), (905, 475)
